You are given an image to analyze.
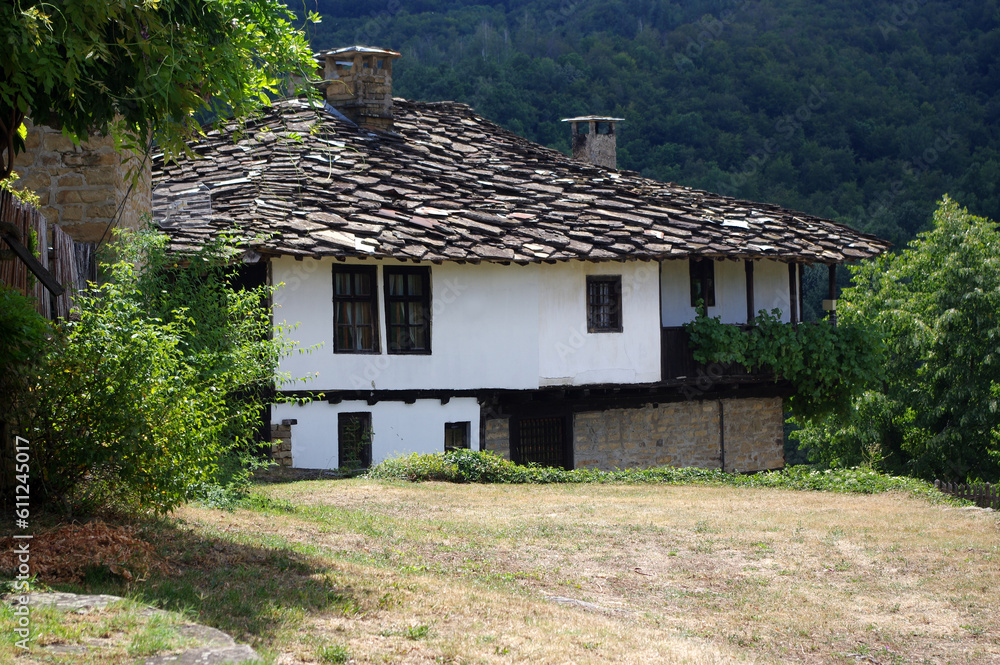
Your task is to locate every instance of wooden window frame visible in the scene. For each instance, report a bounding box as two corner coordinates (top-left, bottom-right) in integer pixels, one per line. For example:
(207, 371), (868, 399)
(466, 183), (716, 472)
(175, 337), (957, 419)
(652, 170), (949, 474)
(689, 258), (716, 308)
(338, 412), (373, 469)
(444, 421), (471, 452)
(586, 275), (623, 333)
(384, 266), (432, 355)
(332, 265), (380, 354)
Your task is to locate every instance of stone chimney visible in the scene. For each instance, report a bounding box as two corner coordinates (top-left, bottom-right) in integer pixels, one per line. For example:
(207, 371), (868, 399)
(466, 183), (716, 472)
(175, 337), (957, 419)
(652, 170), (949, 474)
(321, 46), (402, 131)
(561, 116), (624, 169)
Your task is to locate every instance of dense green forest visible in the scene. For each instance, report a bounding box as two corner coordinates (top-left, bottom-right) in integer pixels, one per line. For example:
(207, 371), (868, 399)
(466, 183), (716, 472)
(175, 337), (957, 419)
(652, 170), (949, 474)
(302, 0), (1000, 250)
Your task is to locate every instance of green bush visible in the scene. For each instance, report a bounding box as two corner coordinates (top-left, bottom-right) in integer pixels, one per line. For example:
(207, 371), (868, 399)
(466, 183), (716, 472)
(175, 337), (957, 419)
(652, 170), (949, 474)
(684, 307), (880, 423)
(4, 228), (298, 515)
(367, 450), (957, 505)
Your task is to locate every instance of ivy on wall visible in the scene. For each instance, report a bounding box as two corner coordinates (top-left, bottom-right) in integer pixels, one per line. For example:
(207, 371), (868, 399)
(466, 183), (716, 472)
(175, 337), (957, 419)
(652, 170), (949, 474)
(684, 307), (879, 423)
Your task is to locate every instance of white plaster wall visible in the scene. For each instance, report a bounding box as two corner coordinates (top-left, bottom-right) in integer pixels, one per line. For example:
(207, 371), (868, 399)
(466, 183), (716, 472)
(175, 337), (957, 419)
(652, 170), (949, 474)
(714, 260), (748, 324)
(754, 260), (792, 322)
(272, 398), (481, 469)
(660, 258), (792, 325)
(272, 257), (540, 391)
(537, 261), (661, 386)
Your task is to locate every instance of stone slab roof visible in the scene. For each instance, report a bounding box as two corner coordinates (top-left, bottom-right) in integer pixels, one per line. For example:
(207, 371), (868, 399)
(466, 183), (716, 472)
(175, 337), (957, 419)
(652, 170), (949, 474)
(152, 98), (890, 264)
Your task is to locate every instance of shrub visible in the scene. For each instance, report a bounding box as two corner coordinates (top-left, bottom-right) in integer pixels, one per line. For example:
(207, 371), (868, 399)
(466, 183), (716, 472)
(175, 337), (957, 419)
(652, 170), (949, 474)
(367, 451), (957, 504)
(4, 228), (298, 515)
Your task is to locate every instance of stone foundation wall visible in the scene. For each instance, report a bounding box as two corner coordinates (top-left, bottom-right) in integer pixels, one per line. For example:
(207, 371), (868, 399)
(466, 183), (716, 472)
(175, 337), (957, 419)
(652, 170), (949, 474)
(13, 120), (152, 243)
(574, 401), (721, 470)
(723, 397), (784, 472)
(483, 418), (510, 459)
(572, 396), (784, 472)
(270, 423), (293, 467)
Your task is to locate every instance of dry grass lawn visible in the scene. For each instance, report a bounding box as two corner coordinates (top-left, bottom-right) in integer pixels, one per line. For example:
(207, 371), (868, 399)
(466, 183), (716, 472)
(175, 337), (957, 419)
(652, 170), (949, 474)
(173, 479), (999, 664)
(7, 478), (999, 664)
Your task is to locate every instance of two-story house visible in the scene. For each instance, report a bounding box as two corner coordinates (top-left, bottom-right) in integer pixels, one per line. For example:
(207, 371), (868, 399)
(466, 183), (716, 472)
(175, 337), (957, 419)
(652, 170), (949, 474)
(152, 47), (890, 473)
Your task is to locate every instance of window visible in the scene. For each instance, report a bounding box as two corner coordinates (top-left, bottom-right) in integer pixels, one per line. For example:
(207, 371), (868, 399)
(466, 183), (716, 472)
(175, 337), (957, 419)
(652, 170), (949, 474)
(586, 275), (622, 332)
(384, 267), (431, 353)
(338, 412), (372, 469)
(444, 422), (470, 452)
(689, 258), (716, 307)
(333, 266), (379, 353)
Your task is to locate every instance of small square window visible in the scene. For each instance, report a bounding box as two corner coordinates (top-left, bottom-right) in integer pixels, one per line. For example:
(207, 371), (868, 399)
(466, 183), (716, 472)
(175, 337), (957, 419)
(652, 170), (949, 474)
(444, 422), (470, 452)
(587, 275), (622, 333)
(689, 259), (716, 308)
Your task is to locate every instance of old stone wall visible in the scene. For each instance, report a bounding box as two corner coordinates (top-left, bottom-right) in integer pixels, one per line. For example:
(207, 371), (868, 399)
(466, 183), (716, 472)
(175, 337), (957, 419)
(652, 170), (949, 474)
(271, 423), (293, 467)
(574, 401), (721, 470)
(13, 120), (152, 243)
(572, 396), (784, 472)
(483, 418), (510, 459)
(723, 397), (785, 472)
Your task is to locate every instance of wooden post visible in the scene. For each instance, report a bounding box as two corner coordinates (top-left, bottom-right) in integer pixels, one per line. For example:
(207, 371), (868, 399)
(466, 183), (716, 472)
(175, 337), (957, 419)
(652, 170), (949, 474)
(745, 259), (755, 324)
(700, 260), (710, 313)
(828, 264), (837, 325)
(788, 262), (798, 325)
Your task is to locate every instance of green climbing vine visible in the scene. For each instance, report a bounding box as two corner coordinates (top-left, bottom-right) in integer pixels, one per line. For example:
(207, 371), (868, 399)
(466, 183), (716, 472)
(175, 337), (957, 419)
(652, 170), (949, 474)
(684, 308), (880, 423)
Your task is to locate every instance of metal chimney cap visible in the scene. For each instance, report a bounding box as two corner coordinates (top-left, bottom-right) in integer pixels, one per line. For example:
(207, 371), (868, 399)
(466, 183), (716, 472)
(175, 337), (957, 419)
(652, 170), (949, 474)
(320, 46), (402, 58)
(560, 116), (624, 123)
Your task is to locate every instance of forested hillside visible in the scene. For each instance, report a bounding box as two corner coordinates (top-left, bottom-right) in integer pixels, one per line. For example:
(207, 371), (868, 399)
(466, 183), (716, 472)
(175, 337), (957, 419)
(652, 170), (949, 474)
(304, 0), (1000, 248)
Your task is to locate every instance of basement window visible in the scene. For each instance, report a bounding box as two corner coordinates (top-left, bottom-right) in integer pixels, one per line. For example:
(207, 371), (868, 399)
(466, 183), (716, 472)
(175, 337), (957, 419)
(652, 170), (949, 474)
(333, 266), (379, 353)
(587, 275), (623, 333)
(444, 422), (471, 452)
(689, 258), (716, 308)
(384, 266), (431, 354)
(338, 412), (372, 469)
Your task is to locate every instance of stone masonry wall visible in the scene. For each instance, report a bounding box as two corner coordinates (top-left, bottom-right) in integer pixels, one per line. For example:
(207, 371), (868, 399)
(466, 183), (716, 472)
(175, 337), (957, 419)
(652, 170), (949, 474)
(723, 397), (785, 472)
(271, 424), (293, 467)
(574, 400), (721, 470)
(573, 397), (785, 472)
(483, 418), (510, 459)
(13, 120), (152, 243)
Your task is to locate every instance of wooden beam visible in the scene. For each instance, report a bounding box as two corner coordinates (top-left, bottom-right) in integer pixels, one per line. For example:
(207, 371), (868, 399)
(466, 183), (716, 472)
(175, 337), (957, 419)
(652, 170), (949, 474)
(0, 229), (64, 296)
(828, 263), (837, 325)
(744, 259), (754, 323)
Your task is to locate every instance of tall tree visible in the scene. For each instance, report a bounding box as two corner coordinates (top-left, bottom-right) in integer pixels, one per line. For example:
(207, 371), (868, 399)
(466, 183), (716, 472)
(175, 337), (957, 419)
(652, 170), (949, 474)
(0, 0), (318, 178)
(794, 197), (1000, 481)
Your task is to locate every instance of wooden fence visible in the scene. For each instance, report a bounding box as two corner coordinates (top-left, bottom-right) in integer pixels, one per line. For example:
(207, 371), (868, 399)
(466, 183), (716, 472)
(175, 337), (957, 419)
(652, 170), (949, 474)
(0, 190), (51, 318)
(935, 480), (999, 509)
(1, 189), (95, 319)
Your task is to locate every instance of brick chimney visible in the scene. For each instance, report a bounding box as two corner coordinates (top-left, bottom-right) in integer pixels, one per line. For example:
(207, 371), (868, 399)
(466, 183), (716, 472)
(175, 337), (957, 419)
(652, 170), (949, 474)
(561, 116), (624, 169)
(321, 46), (402, 131)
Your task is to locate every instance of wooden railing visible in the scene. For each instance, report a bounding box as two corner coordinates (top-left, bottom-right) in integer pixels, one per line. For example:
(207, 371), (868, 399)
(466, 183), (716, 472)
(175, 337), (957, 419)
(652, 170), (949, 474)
(660, 326), (773, 385)
(935, 480), (999, 509)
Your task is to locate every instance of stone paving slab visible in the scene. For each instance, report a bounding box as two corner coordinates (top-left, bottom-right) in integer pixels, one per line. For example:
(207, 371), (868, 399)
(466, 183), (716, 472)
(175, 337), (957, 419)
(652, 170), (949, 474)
(5, 592), (261, 664)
